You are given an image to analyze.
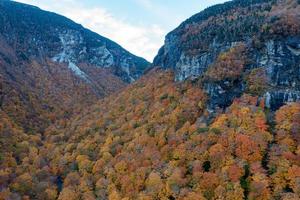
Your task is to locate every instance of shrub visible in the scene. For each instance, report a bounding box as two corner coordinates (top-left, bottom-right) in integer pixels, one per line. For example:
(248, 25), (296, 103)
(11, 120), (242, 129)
(245, 67), (269, 95)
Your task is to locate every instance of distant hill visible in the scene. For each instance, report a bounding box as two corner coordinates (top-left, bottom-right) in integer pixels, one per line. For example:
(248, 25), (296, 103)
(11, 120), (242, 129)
(0, 0), (150, 82)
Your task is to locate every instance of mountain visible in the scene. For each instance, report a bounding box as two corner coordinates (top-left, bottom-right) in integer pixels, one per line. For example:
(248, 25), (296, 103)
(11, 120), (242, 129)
(154, 0), (300, 111)
(0, 0), (149, 132)
(1, 0), (300, 200)
(0, 0), (150, 83)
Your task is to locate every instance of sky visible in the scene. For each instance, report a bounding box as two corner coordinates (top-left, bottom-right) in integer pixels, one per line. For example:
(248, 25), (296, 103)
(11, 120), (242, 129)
(15, 0), (228, 61)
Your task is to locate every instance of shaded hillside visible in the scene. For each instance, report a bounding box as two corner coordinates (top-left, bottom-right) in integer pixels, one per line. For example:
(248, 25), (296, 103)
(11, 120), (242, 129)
(0, 0), (151, 133)
(0, 37), (125, 133)
(0, 0), (150, 83)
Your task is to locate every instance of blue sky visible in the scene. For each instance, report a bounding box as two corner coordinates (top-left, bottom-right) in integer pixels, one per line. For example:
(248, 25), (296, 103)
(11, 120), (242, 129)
(15, 0), (228, 61)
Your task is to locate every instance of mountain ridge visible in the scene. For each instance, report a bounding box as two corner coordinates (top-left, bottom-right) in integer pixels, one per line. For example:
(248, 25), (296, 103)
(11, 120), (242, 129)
(1, 0), (150, 83)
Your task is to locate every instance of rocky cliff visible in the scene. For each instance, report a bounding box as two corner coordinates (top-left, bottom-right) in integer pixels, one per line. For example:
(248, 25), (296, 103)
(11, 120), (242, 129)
(154, 0), (300, 111)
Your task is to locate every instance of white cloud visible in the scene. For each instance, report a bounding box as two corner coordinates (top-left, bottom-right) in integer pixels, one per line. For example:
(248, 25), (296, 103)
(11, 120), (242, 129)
(64, 7), (166, 61)
(15, 0), (166, 61)
(135, 0), (153, 9)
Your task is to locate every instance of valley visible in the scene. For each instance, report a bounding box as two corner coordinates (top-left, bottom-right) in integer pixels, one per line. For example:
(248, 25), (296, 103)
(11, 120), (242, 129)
(0, 0), (300, 199)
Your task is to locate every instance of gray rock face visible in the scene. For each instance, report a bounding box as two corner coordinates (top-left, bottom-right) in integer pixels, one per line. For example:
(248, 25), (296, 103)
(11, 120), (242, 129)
(158, 36), (300, 111)
(264, 90), (300, 110)
(255, 38), (300, 109)
(205, 37), (300, 111)
(0, 1), (150, 83)
(154, 0), (300, 111)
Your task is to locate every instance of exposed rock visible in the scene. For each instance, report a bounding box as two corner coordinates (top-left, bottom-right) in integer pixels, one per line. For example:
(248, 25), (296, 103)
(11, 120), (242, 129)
(264, 90), (300, 110)
(154, 0), (300, 111)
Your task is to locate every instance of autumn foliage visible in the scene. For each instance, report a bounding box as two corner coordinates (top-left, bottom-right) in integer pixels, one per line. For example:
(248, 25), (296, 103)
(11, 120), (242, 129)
(205, 43), (247, 81)
(2, 67), (299, 199)
(1, 0), (300, 199)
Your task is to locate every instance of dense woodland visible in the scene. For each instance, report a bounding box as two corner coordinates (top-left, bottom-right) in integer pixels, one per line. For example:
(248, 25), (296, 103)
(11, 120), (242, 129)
(1, 0), (300, 200)
(0, 69), (300, 200)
